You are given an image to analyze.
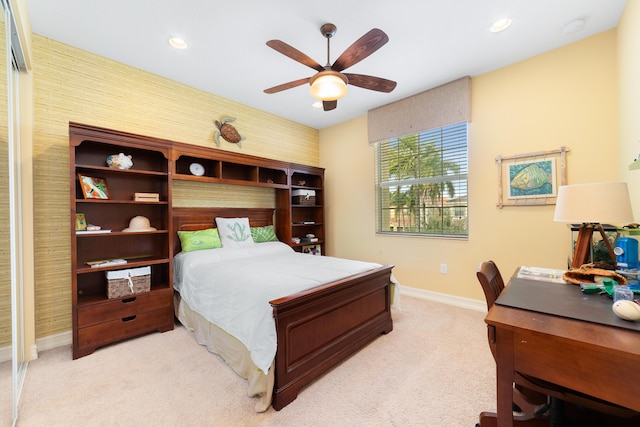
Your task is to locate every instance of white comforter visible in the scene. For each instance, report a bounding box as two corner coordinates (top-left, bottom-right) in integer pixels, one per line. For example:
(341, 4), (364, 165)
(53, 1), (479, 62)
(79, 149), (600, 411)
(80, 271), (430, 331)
(173, 242), (382, 374)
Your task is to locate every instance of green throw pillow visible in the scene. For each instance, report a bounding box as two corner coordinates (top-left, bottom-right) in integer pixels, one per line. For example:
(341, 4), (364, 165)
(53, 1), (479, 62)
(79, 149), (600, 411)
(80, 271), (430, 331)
(251, 225), (279, 243)
(178, 228), (222, 252)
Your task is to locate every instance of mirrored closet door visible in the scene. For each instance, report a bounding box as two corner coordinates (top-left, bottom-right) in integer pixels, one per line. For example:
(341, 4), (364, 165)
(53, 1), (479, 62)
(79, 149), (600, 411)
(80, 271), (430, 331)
(0, 0), (12, 424)
(0, 0), (27, 425)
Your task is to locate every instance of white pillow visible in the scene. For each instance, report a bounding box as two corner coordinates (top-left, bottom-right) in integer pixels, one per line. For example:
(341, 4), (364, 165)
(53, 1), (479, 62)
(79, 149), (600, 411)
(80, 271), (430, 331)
(215, 217), (255, 248)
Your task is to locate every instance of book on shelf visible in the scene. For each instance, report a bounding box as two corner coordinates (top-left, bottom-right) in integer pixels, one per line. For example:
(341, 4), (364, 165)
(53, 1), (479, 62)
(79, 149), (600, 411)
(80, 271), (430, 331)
(301, 237), (319, 242)
(77, 229), (112, 234)
(86, 258), (127, 268)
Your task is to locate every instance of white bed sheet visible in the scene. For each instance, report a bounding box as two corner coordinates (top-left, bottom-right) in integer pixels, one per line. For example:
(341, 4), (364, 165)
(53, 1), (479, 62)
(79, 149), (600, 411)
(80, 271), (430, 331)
(173, 242), (382, 374)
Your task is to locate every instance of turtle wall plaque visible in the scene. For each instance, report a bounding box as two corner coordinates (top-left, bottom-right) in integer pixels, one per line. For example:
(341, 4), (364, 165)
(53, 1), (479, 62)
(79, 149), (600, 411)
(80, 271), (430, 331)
(214, 116), (245, 148)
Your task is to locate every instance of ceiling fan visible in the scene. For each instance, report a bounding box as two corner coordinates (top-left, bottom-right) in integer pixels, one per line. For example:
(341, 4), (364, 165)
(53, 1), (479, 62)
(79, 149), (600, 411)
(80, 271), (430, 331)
(264, 23), (397, 111)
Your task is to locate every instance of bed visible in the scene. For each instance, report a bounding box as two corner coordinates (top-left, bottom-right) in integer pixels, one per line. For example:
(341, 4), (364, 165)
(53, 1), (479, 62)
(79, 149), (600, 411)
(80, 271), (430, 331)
(171, 207), (394, 411)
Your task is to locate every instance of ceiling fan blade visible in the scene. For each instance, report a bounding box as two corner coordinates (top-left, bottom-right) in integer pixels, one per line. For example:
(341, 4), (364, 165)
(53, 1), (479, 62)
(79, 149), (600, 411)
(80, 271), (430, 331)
(266, 40), (325, 72)
(264, 77), (311, 94)
(323, 100), (337, 111)
(344, 73), (397, 93)
(332, 29), (389, 72)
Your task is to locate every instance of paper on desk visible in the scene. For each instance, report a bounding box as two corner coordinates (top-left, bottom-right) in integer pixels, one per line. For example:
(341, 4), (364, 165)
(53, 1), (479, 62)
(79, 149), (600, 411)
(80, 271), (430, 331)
(517, 266), (567, 283)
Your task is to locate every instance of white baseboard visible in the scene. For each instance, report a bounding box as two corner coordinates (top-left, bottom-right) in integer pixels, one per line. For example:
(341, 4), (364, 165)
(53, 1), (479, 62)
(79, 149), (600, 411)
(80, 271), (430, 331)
(0, 344), (10, 363)
(35, 330), (72, 356)
(399, 286), (487, 312)
(0, 331), (71, 363)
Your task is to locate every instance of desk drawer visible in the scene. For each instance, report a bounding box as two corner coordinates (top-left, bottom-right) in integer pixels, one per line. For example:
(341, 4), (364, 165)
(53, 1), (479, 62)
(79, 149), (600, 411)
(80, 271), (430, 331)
(77, 306), (174, 350)
(77, 290), (172, 327)
(513, 330), (640, 411)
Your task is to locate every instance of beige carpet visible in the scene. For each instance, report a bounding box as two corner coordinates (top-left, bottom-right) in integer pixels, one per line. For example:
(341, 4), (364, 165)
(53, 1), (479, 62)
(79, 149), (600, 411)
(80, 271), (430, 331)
(16, 296), (496, 426)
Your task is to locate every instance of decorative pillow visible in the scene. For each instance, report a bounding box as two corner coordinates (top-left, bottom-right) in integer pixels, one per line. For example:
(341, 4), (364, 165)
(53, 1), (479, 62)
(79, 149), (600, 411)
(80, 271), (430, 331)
(251, 225), (279, 243)
(215, 217), (255, 248)
(177, 228), (222, 252)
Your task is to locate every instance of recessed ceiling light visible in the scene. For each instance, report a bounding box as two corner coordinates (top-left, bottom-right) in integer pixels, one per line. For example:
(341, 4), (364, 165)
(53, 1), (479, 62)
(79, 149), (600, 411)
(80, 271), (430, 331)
(490, 18), (512, 33)
(563, 19), (585, 35)
(168, 36), (188, 49)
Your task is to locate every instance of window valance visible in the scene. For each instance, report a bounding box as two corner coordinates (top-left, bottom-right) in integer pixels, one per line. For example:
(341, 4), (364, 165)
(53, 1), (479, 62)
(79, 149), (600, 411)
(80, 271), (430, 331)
(367, 76), (471, 144)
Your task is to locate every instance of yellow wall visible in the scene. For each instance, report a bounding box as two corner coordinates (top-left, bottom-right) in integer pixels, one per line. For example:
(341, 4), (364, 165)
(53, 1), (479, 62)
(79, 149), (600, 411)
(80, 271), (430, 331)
(619, 1), (640, 213)
(31, 35), (319, 339)
(320, 30), (620, 301)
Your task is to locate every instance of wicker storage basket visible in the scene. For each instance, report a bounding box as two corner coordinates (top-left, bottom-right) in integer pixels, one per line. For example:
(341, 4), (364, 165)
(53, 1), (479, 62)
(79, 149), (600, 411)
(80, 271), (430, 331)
(106, 266), (151, 299)
(292, 189), (316, 206)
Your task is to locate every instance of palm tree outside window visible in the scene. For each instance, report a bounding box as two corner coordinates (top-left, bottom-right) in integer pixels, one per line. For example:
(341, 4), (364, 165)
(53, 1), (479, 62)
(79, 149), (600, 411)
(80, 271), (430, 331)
(376, 122), (468, 237)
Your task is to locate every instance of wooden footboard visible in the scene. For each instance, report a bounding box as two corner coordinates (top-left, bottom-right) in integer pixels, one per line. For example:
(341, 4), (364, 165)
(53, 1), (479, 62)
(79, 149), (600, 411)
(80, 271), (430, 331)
(270, 264), (394, 410)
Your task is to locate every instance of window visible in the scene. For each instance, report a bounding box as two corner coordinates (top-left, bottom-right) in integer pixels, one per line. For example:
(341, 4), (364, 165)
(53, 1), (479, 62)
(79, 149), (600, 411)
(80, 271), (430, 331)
(376, 122), (468, 237)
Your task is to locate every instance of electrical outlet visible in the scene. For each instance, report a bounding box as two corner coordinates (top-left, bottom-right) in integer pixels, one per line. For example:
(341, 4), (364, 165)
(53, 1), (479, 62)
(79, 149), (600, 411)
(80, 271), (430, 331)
(440, 263), (447, 274)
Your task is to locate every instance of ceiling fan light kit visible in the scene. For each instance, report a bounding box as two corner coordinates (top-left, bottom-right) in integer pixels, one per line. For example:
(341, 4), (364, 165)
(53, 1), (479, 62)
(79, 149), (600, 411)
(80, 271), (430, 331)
(265, 23), (396, 111)
(309, 71), (348, 101)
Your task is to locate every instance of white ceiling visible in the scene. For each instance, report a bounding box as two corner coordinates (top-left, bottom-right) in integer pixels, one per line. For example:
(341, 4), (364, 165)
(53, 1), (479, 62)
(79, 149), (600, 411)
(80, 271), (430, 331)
(26, 0), (626, 130)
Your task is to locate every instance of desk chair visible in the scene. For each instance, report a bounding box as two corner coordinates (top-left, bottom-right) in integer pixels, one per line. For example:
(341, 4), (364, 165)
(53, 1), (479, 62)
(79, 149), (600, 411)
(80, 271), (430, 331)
(476, 261), (550, 426)
(476, 260), (640, 427)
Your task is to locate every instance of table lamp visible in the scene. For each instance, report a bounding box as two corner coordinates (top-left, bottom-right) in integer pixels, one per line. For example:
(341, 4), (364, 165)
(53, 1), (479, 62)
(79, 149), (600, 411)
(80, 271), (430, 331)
(553, 182), (634, 268)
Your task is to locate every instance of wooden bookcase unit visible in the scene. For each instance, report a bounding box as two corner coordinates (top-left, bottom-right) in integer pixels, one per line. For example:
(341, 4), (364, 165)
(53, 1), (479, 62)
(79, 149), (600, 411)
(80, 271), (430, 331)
(171, 142), (325, 254)
(70, 123), (174, 359)
(69, 124), (325, 358)
(171, 141), (289, 189)
(276, 164), (325, 254)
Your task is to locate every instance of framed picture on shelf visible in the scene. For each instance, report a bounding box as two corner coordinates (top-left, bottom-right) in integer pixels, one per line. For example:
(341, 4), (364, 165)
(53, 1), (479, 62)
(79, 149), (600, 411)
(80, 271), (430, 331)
(302, 244), (321, 256)
(78, 173), (110, 199)
(75, 213), (87, 231)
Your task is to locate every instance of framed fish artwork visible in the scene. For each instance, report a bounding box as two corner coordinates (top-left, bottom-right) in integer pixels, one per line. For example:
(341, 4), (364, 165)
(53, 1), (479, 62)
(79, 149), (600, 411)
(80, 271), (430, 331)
(495, 147), (569, 208)
(506, 158), (557, 199)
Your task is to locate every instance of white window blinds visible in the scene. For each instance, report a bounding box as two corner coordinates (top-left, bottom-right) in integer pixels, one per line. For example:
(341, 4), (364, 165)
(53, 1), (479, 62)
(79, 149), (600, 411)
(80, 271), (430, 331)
(376, 122), (468, 237)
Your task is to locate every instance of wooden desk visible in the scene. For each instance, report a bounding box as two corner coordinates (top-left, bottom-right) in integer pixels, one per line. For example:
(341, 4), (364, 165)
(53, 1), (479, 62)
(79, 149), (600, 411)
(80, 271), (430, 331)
(485, 276), (640, 427)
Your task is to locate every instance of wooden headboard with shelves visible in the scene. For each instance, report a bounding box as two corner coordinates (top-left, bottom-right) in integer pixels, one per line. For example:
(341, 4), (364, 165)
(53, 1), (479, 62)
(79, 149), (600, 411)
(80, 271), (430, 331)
(171, 207), (275, 255)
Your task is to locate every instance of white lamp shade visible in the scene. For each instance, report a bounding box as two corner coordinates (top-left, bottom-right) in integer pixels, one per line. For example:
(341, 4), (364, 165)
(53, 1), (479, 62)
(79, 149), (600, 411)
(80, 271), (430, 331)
(309, 71), (348, 101)
(553, 182), (634, 224)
